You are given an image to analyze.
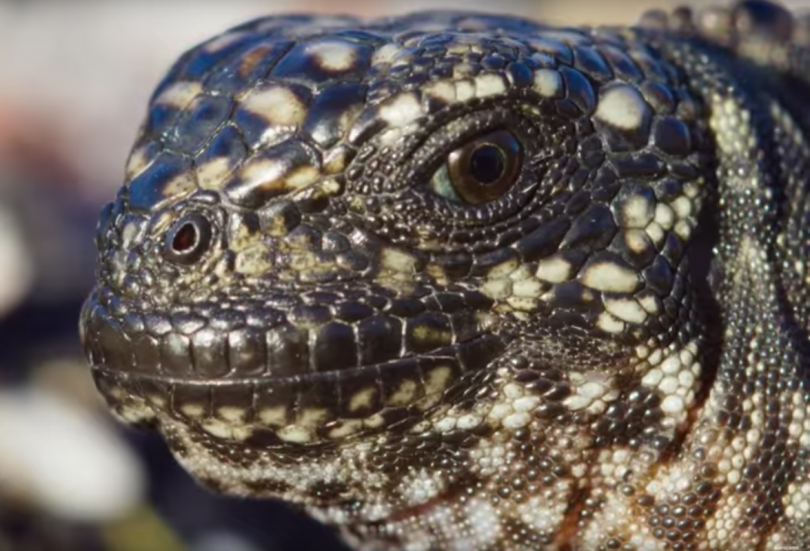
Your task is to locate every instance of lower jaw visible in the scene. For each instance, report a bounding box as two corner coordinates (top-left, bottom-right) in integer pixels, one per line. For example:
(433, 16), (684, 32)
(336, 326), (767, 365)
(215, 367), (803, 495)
(152, 409), (494, 531)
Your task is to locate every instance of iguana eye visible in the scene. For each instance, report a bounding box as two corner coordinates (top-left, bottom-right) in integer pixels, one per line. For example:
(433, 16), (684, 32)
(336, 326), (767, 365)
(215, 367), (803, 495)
(163, 213), (212, 265)
(430, 129), (522, 205)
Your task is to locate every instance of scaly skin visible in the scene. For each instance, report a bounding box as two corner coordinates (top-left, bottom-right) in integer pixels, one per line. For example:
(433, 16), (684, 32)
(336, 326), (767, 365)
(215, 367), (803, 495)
(80, 2), (810, 549)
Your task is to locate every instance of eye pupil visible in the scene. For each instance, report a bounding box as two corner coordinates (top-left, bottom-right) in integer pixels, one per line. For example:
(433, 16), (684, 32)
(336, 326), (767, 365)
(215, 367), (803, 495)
(469, 144), (505, 185)
(172, 223), (198, 252)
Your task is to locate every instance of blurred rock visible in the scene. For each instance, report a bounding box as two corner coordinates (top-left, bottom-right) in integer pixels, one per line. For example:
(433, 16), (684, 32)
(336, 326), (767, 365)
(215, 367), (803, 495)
(98, 505), (185, 551)
(190, 531), (263, 551)
(0, 200), (33, 318)
(32, 358), (108, 413)
(0, 387), (146, 523)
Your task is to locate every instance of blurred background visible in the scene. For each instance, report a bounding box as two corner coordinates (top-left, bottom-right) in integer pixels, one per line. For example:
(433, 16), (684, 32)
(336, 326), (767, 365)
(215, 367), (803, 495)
(0, 1), (807, 550)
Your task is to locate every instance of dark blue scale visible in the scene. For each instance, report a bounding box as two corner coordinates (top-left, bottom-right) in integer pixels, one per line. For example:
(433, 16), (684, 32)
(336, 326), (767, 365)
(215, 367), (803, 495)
(270, 39), (374, 85)
(202, 40), (294, 95)
(303, 82), (368, 148)
(165, 94), (234, 154)
(232, 82), (312, 148)
(127, 153), (193, 211)
(195, 125), (248, 176)
(560, 203), (618, 251)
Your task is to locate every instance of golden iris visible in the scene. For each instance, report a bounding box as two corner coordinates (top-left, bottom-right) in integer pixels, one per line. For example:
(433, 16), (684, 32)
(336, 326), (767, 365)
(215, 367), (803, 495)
(430, 130), (522, 205)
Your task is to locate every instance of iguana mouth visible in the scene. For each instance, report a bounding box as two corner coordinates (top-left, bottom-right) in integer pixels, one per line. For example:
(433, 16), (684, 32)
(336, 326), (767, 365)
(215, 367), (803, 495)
(80, 285), (506, 443)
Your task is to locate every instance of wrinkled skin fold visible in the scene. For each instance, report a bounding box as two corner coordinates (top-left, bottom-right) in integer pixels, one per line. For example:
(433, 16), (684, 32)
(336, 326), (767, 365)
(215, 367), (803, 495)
(80, 2), (810, 550)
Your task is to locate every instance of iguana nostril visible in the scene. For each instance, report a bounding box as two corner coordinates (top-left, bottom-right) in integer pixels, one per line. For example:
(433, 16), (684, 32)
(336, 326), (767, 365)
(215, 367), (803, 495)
(163, 213), (212, 265)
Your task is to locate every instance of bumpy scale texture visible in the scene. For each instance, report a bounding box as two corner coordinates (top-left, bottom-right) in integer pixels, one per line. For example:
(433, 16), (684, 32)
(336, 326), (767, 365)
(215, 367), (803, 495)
(80, 1), (810, 550)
